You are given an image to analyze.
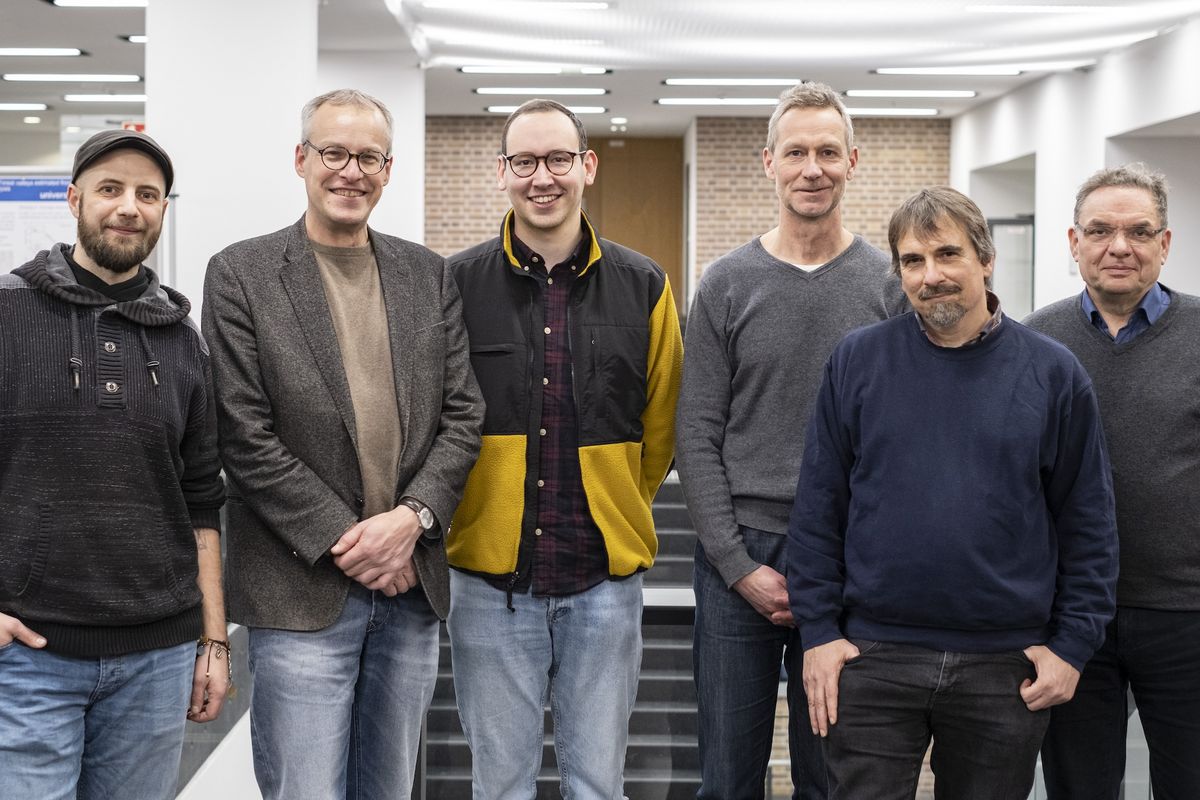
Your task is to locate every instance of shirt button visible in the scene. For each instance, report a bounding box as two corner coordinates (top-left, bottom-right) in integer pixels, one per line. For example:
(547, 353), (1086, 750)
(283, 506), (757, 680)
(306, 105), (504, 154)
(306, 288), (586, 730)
(523, 265), (530, 271)
(544, 326), (551, 335)
(532, 255), (540, 263)
(537, 479), (545, 487)
(534, 528), (543, 536)
(547, 277), (554, 285)
(104, 381), (119, 393)
(103, 341), (117, 353)
(571, 265), (577, 271)
(543, 377), (549, 385)
(539, 428), (547, 436)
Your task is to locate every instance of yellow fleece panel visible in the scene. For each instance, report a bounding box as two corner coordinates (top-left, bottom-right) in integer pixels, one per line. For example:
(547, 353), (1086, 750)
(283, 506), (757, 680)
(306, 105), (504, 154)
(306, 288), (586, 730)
(640, 276), (684, 499)
(579, 441), (658, 574)
(447, 434), (526, 574)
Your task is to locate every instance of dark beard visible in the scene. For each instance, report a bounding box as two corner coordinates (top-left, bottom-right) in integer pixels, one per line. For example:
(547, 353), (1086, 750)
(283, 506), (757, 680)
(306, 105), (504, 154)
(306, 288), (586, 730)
(77, 218), (160, 274)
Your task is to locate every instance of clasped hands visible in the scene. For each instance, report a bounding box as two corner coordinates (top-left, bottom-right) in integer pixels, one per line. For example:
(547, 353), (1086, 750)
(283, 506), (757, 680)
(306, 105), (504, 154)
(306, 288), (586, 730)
(330, 505), (423, 596)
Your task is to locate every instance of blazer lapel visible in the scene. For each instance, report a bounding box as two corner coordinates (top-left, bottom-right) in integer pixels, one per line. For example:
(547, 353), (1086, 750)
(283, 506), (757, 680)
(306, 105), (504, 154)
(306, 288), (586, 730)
(372, 229), (415, 457)
(279, 218), (359, 449)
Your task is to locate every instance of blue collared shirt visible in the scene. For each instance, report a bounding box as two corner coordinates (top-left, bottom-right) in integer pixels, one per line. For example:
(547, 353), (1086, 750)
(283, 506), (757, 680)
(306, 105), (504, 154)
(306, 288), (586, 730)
(1080, 282), (1171, 344)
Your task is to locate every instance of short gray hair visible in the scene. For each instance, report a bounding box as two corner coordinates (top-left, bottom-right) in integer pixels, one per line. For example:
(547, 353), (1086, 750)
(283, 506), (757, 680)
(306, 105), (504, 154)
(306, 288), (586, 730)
(888, 186), (995, 279)
(766, 81), (854, 152)
(1074, 162), (1168, 227)
(300, 88), (394, 151)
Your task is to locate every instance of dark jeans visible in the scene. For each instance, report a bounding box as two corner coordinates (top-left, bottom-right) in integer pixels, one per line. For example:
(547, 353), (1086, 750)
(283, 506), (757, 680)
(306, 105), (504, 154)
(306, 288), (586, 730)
(693, 527), (827, 800)
(1041, 607), (1200, 800)
(824, 641), (1048, 800)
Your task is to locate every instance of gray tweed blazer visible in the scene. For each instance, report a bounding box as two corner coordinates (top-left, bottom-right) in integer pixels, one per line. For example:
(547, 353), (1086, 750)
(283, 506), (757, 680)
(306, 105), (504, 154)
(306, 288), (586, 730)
(201, 216), (482, 627)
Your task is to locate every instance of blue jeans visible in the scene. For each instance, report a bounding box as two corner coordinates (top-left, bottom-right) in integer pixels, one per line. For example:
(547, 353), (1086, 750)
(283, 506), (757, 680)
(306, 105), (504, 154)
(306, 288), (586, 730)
(247, 583), (440, 800)
(1041, 607), (1200, 800)
(693, 527), (826, 800)
(447, 570), (643, 800)
(825, 641), (1048, 800)
(0, 639), (194, 800)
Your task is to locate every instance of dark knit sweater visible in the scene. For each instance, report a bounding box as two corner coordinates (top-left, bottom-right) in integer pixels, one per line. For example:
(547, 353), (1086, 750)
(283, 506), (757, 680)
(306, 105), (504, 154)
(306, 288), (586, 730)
(0, 244), (225, 657)
(788, 314), (1119, 670)
(1025, 288), (1200, 611)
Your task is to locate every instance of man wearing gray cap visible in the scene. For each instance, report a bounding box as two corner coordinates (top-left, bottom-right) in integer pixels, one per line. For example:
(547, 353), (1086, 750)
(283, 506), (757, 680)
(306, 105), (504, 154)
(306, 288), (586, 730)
(0, 129), (230, 799)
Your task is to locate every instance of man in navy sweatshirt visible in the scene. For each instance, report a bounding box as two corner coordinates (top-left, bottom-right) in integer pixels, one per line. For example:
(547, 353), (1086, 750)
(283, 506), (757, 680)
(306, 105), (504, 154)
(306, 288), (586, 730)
(788, 186), (1119, 799)
(1025, 164), (1200, 799)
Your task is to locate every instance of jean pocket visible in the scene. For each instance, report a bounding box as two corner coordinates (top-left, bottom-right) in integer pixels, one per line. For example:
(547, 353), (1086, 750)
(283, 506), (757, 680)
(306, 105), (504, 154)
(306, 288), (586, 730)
(844, 638), (881, 665)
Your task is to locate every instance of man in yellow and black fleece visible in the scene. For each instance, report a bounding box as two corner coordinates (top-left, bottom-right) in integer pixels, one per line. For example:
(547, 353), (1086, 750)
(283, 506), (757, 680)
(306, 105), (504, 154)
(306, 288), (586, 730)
(447, 98), (683, 800)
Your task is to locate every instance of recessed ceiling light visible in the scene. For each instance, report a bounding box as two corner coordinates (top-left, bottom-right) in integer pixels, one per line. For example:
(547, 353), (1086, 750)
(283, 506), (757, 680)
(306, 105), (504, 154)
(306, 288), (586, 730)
(0, 47), (83, 57)
(965, 4), (1115, 12)
(475, 87), (607, 95)
(461, 65), (563, 75)
(663, 78), (799, 87)
(0, 102), (50, 111)
(64, 93), (146, 102)
(845, 107), (939, 116)
(23, 116), (43, 124)
(656, 97), (778, 106)
(423, 0), (609, 7)
(52, 0), (147, 7)
(122, 34), (147, 44)
(486, 105), (606, 114)
(846, 89), (977, 98)
(610, 116), (627, 124)
(4, 74), (141, 82)
(875, 66), (1023, 76)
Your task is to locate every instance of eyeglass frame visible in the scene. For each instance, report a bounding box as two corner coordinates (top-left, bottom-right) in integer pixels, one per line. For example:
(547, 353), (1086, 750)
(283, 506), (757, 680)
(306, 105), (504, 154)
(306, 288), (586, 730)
(501, 150), (588, 178)
(302, 140), (392, 175)
(1073, 223), (1166, 246)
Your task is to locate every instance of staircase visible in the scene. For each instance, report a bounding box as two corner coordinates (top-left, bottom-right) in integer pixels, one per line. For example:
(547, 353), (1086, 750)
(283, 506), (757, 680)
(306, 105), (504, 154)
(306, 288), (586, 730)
(424, 474), (700, 799)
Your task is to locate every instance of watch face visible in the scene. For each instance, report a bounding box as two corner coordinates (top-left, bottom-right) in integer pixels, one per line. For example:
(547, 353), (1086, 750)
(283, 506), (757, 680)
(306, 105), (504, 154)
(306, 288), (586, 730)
(418, 507), (435, 529)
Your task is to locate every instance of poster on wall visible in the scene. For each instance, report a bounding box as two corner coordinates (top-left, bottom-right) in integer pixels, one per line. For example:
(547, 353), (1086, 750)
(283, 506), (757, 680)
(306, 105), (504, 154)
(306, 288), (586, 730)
(0, 176), (75, 272)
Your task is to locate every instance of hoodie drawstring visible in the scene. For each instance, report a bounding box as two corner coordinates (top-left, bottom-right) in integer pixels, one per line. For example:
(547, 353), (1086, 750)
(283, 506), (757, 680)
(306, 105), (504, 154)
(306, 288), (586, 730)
(68, 307), (83, 391)
(138, 328), (160, 387)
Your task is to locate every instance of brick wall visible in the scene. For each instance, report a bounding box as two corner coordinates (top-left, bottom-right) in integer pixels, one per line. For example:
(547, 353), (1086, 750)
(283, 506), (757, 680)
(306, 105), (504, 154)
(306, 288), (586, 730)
(692, 116), (951, 281)
(425, 115), (951, 279)
(424, 115), (510, 257)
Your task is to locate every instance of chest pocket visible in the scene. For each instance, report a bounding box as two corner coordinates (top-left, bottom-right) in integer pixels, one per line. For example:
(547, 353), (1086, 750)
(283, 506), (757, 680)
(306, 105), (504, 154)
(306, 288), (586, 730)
(585, 324), (648, 442)
(469, 341), (528, 434)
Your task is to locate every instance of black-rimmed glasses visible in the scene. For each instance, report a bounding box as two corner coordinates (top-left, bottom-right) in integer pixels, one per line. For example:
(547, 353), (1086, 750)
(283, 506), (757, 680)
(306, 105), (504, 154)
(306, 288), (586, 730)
(304, 140), (391, 175)
(502, 150), (586, 178)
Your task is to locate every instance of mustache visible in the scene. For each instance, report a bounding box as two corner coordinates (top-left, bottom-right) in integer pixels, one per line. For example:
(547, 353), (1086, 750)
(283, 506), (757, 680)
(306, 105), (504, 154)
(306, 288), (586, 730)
(918, 282), (961, 300)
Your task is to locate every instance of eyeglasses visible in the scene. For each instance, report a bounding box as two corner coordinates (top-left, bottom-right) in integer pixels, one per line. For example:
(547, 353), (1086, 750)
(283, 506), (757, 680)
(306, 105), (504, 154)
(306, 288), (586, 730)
(303, 140), (391, 175)
(502, 150), (586, 178)
(1074, 224), (1165, 246)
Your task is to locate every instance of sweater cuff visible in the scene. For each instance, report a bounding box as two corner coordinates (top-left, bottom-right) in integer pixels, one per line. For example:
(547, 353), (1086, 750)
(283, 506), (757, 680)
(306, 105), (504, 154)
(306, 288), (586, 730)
(1045, 633), (1094, 673)
(714, 547), (761, 589)
(798, 617), (843, 651)
(189, 507), (222, 533)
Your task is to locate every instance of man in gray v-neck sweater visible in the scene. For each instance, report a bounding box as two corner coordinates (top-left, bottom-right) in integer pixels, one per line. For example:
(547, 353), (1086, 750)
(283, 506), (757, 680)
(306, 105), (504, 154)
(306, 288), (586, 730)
(1024, 163), (1200, 799)
(675, 81), (906, 799)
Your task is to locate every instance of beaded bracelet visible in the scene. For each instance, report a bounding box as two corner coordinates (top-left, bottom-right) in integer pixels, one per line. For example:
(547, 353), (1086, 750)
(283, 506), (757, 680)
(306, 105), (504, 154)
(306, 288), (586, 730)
(196, 636), (236, 697)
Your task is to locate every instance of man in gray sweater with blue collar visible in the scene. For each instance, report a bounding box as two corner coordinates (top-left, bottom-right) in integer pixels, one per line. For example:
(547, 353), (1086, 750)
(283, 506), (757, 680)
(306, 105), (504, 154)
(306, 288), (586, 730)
(1024, 163), (1200, 799)
(675, 81), (906, 799)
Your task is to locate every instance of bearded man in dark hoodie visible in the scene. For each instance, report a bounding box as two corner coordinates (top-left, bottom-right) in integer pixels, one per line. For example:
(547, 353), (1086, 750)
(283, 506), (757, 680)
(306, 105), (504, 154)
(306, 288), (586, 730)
(0, 130), (229, 800)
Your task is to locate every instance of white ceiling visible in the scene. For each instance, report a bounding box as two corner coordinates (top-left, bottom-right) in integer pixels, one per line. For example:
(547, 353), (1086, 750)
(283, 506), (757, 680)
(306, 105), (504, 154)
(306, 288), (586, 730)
(4, 0), (1200, 138)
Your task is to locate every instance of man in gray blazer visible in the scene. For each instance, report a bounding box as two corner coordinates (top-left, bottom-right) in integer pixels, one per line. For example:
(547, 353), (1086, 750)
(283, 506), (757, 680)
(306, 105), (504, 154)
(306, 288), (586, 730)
(202, 89), (482, 800)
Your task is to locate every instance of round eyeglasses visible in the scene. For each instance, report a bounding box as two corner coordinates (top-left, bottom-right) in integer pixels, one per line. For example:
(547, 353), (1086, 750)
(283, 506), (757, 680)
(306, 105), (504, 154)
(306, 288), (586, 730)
(304, 140), (391, 175)
(502, 150), (586, 178)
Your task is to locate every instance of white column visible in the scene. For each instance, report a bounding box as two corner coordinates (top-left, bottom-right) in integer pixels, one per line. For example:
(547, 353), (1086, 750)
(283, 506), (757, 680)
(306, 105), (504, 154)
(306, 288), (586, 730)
(145, 0), (319, 312)
(317, 50), (426, 244)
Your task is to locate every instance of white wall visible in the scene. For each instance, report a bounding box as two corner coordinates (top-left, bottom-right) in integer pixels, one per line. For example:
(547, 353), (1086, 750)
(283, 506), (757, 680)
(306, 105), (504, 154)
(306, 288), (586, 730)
(952, 17), (1200, 308)
(0, 131), (61, 167)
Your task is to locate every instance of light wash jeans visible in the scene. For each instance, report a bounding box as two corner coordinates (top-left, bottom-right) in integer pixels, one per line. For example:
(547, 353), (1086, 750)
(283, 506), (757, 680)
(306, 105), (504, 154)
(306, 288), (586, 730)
(447, 570), (644, 800)
(0, 638), (194, 800)
(247, 583), (440, 800)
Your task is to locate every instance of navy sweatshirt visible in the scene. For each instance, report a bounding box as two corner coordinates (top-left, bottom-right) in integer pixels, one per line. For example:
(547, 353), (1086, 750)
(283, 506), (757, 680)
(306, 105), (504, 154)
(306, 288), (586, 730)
(787, 313), (1118, 670)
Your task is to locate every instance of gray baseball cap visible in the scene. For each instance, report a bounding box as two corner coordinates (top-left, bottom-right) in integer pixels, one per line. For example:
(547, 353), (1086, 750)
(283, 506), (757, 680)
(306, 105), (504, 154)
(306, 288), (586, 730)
(71, 129), (174, 194)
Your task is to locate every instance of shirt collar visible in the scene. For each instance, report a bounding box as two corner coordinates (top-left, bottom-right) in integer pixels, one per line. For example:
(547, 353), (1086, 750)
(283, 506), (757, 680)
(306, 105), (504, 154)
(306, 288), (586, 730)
(1080, 282), (1170, 327)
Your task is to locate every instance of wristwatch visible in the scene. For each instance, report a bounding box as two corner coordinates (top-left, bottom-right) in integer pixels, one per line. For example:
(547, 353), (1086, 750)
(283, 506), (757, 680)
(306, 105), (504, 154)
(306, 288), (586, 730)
(399, 496), (439, 538)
